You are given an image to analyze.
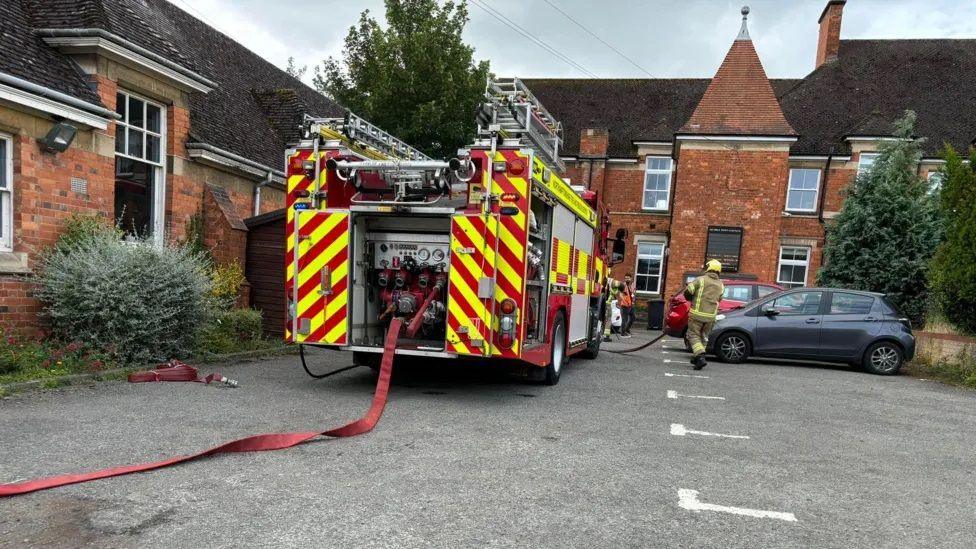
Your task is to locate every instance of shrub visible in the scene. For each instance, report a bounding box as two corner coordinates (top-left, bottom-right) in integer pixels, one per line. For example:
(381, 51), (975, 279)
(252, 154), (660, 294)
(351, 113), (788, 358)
(52, 213), (122, 253)
(33, 232), (211, 363)
(194, 308), (266, 355)
(0, 327), (118, 378)
(209, 262), (246, 309)
(929, 146), (976, 336)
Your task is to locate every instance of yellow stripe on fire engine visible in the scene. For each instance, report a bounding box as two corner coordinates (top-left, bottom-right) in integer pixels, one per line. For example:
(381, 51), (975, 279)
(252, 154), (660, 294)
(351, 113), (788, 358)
(530, 156), (597, 228)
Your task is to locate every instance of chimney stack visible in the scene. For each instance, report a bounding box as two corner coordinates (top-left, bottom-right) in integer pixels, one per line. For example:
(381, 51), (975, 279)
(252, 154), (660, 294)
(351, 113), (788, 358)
(816, 0), (845, 68)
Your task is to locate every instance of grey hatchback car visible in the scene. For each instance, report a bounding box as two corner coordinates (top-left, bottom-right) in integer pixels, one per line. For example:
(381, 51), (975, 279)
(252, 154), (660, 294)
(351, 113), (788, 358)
(706, 288), (916, 375)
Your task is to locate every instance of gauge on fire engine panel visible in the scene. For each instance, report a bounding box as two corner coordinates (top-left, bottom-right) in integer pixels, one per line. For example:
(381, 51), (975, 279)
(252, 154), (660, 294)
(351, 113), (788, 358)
(417, 248), (430, 261)
(432, 249), (445, 262)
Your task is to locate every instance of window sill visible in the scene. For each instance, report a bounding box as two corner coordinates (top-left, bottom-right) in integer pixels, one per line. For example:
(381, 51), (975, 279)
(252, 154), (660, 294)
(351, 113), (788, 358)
(639, 209), (670, 215)
(783, 211), (818, 217)
(0, 251), (31, 274)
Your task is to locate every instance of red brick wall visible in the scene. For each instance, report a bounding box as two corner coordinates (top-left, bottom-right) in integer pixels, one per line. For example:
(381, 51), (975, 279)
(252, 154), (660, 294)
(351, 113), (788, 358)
(579, 128), (609, 158)
(664, 146), (790, 297)
(202, 189), (247, 269)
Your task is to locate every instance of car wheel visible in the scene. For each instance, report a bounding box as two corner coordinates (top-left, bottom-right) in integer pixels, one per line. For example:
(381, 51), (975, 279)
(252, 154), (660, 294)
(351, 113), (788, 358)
(715, 332), (750, 364)
(544, 313), (566, 385)
(862, 341), (903, 375)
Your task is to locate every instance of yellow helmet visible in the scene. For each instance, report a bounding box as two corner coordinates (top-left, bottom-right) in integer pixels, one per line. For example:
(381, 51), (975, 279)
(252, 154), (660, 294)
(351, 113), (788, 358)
(705, 259), (722, 273)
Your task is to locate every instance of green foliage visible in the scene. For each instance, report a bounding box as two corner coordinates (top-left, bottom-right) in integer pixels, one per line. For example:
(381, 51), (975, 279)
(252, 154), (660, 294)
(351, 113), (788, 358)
(907, 347), (976, 390)
(817, 111), (943, 326)
(0, 327), (118, 380)
(194, 308), (268, 355)
(209, 262), (246, 309)
(33, 232), (211, 363)
(314, 0), (491, 158)
(53, 213), (121, 252)
(182, 212), (211, 262)
(928, 146), (976, 335)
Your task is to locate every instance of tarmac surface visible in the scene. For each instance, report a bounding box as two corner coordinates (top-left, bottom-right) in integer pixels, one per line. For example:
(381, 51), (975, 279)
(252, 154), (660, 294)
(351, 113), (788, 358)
(2, 331), (975, 548)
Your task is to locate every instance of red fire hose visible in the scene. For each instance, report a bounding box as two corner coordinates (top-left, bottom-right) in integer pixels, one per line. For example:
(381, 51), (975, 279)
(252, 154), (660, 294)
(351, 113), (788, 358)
(0, 319), (402, 498)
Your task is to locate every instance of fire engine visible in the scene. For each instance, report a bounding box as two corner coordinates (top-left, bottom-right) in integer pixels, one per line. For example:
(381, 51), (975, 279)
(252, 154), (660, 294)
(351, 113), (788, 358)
(284, 78), (626, 384)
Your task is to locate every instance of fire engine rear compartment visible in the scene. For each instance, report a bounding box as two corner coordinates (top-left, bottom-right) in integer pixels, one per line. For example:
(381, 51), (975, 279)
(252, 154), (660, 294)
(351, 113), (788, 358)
(348, 211), (453, 353)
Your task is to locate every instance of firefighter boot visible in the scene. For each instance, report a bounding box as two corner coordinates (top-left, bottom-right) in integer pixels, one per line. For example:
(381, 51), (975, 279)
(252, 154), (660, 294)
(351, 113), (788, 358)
(692, 355), (708, 370)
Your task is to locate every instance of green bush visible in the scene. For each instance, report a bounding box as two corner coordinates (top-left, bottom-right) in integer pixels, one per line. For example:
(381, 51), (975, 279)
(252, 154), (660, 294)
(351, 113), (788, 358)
(0, 327), (118, 380)
(209, 262), (246, 309)
(33, 232), (211, 363)
(53, 213), (122, 252)
(929, 146), (976, 336)
(194, 308), (267, 355)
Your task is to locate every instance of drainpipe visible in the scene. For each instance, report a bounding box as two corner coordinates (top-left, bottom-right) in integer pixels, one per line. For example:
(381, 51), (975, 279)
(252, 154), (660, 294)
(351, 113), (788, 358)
(817, 146), (834, 270)
(254, 172), (271, 216)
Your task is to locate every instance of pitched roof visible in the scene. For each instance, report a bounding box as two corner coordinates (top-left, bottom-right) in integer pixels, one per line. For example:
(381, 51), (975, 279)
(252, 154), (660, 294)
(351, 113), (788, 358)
(779, 39), (976, 156)
(679, 37), (795, 136)
(4, 0), (345, 169)
(0, 1), (103, 105)
(523, 79), (801, 157)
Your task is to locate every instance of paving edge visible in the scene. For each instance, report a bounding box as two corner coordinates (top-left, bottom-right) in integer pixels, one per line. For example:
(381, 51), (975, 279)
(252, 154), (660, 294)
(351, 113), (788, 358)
(0, 345), (300, 396)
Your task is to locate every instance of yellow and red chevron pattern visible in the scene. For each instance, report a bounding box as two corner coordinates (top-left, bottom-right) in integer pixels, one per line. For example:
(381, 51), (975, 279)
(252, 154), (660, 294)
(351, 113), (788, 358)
(446, 150), (529, 359)
(290, 210), (350, 345)
(550, 239), (596, 296)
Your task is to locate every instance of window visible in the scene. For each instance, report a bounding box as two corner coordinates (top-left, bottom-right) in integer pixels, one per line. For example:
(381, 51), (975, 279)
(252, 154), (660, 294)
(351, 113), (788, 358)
(777, 246), (810, 288)
(723, 285), (753, 302)
(756, 285), (779, 298)
(634, 241), (665, 294)
(768, 291), (823, 316)
(114, 91), (165, 240)
(829, 292), (875, 315)
(0, 133), (11, 252)
(857, 153), (879, 177)
(786, 168), (820, 212)
(642, 157), (672, 211)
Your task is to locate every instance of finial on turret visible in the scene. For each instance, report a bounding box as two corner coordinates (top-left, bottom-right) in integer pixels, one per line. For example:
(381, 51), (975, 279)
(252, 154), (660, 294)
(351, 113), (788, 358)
(737, 5), (751, 40)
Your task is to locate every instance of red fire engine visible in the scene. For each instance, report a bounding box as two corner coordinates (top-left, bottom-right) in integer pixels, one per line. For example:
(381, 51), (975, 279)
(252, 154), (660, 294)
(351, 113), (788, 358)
(284, 78), (626, 384)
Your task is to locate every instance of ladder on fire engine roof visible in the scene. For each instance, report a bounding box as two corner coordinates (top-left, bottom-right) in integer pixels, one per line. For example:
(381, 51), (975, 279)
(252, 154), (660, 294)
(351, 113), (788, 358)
(477, 77), (565, 172)
(303, 111), (432, 162)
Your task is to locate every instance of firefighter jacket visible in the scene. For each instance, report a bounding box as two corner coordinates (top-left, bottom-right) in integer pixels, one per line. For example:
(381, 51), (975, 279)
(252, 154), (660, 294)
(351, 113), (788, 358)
(683, 272), (725, 323)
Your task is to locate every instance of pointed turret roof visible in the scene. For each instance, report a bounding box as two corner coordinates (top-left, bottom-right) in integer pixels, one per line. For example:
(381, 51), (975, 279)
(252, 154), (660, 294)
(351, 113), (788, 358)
(679, 6), (795, 136)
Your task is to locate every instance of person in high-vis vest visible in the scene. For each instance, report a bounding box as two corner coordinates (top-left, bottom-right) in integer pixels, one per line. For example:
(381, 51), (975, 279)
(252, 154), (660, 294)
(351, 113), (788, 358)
(684, 259), (725, 370)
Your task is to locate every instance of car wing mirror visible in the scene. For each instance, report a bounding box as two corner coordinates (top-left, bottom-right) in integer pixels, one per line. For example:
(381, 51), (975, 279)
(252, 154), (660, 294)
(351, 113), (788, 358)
(762, 306), (780, 316)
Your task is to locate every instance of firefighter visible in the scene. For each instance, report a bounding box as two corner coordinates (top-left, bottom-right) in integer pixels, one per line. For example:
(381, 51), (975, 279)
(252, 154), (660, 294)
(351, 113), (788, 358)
(684, 259), (725, 370)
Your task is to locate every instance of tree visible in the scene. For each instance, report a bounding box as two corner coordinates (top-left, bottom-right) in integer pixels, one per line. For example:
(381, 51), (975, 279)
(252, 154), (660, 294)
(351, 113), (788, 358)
(929, 145), (976, 335)
(817, 111), (942, 326)
(314, 0), (490, 158)
(285, 56), (307, 80)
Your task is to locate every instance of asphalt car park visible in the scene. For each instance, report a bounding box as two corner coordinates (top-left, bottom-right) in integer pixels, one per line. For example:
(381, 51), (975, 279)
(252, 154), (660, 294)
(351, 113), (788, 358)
(2, 336), (974, 547)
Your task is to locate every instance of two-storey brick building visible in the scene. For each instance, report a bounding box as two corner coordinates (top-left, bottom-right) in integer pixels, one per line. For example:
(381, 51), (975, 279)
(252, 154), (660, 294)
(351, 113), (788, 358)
(527, 0), (975, 305)
(0, 0), (344, 329)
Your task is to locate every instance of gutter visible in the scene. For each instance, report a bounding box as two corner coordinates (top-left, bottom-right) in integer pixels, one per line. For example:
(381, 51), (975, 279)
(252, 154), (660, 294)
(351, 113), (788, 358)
(0, 71), (119, 120)
(185, 142), (286, 189)
(34, 28), (217, 90)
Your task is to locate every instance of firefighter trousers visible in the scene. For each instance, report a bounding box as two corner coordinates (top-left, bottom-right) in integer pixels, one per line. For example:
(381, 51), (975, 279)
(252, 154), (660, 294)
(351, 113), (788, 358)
(686, 318), (713, 357)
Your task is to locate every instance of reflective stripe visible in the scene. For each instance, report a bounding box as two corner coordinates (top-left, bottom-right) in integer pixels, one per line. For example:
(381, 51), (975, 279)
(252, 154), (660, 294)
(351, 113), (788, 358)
(692, 342), (705, 354)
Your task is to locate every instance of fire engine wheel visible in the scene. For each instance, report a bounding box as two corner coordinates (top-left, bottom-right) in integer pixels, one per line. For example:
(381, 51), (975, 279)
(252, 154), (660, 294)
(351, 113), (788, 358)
(544, 313), (566, 386)
(579, 311), (602, 359)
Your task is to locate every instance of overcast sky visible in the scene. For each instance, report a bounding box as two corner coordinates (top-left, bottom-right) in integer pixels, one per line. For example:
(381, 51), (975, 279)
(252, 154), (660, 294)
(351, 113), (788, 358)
(165, 0), (976, 81)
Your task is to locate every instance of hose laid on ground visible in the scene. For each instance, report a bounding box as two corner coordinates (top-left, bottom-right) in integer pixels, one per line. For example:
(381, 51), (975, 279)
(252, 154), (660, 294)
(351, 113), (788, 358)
(604, 332), (667, 355)
(127, 360), (238, 387)
(0, 319), (403, 498)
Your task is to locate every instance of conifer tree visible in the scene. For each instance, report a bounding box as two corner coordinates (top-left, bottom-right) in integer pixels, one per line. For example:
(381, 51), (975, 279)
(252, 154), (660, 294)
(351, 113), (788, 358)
(818, 111), (942, 326)
(929, 145), (976, 335)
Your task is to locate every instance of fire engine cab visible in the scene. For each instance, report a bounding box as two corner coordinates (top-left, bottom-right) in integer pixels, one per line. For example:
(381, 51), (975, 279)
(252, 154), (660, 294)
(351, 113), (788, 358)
(285, 78), (626, 384)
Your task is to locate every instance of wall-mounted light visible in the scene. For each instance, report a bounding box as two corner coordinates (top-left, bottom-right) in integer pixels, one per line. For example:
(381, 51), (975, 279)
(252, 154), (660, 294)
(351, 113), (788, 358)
(38, 122), (77, 153)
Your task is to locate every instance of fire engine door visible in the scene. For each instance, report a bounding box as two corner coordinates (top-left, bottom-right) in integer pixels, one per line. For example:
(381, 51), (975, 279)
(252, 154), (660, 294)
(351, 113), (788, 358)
(291, 209), (351, 345)
(446, 213), (500, 357)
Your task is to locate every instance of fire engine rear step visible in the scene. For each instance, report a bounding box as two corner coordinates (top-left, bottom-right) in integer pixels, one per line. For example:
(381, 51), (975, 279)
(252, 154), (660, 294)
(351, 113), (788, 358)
(0, 320), (404, 498)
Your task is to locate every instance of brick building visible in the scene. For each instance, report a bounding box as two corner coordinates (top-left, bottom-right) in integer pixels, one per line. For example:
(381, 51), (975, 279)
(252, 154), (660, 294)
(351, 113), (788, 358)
(527, 0), (975, 302)
(0, 0), (343, 329)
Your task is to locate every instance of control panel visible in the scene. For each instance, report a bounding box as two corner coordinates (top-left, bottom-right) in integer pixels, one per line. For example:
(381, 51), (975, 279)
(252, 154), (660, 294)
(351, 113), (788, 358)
(367, 232), (451, 270)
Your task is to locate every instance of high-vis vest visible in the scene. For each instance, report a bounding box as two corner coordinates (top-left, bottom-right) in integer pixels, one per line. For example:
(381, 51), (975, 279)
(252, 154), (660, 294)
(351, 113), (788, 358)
(684, 272), (725, 322)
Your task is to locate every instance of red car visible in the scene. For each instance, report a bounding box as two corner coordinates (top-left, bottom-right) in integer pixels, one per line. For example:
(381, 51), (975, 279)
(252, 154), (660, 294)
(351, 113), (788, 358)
(664, 280), (783, 342)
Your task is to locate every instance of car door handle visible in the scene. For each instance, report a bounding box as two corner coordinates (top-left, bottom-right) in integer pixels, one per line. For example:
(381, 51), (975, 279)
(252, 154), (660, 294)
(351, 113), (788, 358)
(805, 318), (820, 324)
(864, 316), (877, 322)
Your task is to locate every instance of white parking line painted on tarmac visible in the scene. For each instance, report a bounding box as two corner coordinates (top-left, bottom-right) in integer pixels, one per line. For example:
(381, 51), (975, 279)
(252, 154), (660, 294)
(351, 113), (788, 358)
(665, 372), (710, 379)
(667, 390), (725, 400)
(670, 423), (749, 439)
(678, 489), (797, 522)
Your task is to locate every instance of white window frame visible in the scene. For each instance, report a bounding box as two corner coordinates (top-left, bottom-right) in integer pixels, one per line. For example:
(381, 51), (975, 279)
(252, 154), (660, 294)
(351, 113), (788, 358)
(777, 246), (811, 288)
(0, 132), (12, 252)
(785, 168), (820, 213)
(641, 156), (673, 212)
(634, 239), (665, 295)
(115, 89), (166, 245)
(857, 153), (879, 177)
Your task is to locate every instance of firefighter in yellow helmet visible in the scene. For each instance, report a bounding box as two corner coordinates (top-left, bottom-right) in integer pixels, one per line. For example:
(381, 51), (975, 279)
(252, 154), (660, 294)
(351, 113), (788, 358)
(684, 259), (725, 370)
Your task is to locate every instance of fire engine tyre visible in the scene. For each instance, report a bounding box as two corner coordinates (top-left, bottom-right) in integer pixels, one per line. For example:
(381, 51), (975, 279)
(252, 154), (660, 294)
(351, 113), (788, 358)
(862, 341), (903, 375)
(715, 332), (750, 364)
(579, 310), (602, 359)
(544, 313), (567, 386)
